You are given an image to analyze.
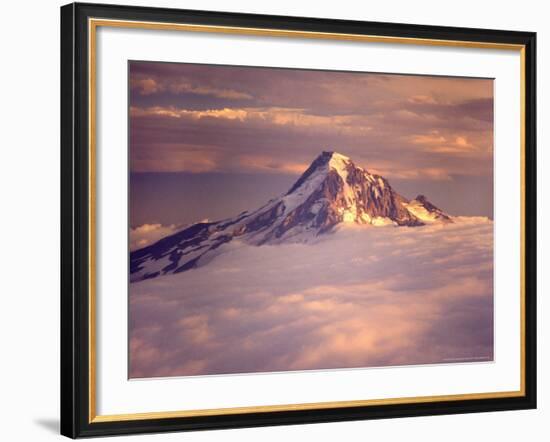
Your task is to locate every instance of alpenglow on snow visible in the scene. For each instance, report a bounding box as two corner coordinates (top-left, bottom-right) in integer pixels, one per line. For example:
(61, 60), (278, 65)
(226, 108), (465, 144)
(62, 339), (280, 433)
(130, 151), (452, 282)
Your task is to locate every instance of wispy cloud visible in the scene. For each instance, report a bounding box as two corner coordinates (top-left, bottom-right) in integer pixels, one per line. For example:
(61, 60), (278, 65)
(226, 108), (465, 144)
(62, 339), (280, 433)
(130, 77), (161, 95)
(167, 82), (253, 100)
(130, 223), (179, 250)
(130, 74), (253, 100)
(409, 132), (483, 155)
(131, 105), (373, 134)
(238, 155), (309, 174)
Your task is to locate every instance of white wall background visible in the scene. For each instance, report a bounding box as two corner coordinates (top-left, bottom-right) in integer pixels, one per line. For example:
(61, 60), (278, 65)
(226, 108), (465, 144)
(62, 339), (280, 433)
(0, 0), (546, 440)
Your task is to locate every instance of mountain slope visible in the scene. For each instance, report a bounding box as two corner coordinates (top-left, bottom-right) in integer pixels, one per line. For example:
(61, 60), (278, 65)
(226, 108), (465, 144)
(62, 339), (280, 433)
(130, 151), (452, 281)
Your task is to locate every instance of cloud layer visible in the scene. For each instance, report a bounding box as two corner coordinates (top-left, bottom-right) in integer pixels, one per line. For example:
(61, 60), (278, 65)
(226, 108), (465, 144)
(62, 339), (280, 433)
(130, 62), (493, 181)
(129, 218), (494, 378)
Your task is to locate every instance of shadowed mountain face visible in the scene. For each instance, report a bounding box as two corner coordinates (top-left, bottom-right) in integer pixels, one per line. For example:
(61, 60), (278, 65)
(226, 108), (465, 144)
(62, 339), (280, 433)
(130, 151), (451, 282)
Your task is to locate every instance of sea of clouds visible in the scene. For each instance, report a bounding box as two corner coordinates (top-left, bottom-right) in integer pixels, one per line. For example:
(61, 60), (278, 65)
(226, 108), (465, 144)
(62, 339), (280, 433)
(129, 217), (494, 378)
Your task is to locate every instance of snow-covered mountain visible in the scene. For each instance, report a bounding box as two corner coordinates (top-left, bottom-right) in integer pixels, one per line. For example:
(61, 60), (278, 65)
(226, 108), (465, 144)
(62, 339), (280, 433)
(130, 151), (452, 282)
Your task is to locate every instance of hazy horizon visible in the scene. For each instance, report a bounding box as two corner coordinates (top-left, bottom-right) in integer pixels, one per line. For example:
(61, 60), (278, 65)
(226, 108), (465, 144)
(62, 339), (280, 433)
(130, 168), (494, 228)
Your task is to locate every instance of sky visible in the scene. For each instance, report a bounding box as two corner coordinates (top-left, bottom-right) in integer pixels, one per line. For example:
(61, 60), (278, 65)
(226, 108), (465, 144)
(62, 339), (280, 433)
(129, 61), (494, 228)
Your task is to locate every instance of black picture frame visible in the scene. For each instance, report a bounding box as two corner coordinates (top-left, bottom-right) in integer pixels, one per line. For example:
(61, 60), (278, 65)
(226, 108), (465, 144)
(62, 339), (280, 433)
(61, 2), (537, 438)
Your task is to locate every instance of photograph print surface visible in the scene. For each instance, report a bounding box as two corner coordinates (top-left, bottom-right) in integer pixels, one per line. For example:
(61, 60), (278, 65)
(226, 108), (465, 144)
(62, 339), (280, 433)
(129, 61), (494, 378)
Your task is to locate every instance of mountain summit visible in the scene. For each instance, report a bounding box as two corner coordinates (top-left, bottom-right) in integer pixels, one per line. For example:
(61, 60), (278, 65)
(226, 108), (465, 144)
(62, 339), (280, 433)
(130, 151), (451, 281)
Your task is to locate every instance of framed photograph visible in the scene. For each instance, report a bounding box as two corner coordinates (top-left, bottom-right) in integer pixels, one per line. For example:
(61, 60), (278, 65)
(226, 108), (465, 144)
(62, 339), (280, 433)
(60, 2), (536, 438)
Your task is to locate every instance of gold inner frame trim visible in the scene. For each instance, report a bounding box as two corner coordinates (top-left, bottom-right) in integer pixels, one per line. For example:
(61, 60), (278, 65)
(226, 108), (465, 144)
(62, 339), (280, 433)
(88, 17), (527, 424)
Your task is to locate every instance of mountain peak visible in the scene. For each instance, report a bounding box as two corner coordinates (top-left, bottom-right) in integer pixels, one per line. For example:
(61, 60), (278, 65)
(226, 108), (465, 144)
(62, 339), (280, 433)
(287, 150), (355, 195)
(130, 151), (452, 281)
(327, 151), (352, 172)
(405, 195), (452, 223)
(316, 151), (352, 168)
(310, 150), (351, 166)
(415, 194), (428, 203)
(329, 151), (350, 160)
(321, 150), (350, 161)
